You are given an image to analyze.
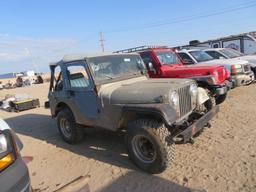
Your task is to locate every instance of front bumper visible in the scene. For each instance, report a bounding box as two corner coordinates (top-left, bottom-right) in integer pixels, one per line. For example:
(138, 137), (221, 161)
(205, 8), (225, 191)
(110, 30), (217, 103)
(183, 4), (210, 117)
(0, 158), (31, 192)
(211, 80), (232, 96)
(173, 106), (219, 143)
(231, 71), (255, 87)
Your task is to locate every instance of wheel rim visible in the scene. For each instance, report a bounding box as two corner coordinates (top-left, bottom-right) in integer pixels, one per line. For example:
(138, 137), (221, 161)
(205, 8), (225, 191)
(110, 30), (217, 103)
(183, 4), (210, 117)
(131, 135), (156, 163)
(60, 118), (72, 139)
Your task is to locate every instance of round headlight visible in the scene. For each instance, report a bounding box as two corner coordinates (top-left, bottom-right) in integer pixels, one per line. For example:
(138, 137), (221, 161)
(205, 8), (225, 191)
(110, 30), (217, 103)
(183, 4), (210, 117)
(170, 91), (179, 107)
(189, 84), (198, 96)
(0, 134), (8, 154)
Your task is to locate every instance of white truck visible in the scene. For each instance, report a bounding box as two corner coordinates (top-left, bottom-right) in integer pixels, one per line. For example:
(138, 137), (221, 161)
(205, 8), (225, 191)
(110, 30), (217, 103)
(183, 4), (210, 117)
(204, 48), (256, 76)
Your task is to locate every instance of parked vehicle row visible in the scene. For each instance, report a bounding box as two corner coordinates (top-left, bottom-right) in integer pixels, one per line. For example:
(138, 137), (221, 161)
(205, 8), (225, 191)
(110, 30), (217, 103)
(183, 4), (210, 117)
(46, 46), (254, 174)
(177, 49), (255, 87)
(115, 46), (232, 106)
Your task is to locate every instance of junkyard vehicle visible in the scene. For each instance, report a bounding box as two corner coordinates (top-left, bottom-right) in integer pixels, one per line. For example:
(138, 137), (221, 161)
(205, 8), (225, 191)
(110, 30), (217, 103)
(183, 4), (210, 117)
(178, 49), (255, 87)
(48, 53), (218, 173)
(0, 119), (31, 192)
(204, 48), (256, 77)
(115, 46), (232, 105)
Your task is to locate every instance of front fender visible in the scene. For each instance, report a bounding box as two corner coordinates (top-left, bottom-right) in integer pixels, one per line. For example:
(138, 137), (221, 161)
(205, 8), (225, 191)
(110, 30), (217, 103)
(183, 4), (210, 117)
(197, 87), (210, 105)
(119, 103), (178, 128)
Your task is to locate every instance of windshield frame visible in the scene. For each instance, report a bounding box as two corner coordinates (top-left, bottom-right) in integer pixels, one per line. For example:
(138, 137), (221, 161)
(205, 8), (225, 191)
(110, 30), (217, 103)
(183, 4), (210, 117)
(189, 50), (214, 62)
(85, 54), (147, 85)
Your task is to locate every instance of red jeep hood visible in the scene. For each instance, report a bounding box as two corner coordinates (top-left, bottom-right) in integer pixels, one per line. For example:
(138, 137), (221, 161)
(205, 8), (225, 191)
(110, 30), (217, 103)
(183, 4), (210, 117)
(160, 64), (227, 84)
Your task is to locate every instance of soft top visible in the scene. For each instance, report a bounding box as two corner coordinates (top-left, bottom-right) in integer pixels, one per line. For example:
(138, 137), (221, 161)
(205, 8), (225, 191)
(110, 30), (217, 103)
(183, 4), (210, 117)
(50, 52), (140, 66)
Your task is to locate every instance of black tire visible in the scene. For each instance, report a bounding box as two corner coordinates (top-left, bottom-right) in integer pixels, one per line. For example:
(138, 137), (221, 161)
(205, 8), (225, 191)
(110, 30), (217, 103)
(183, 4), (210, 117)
(215, 93), (227, 105)
(205, 95), (216, 111)
(57, 108), (84, 144)
(126, 119), (175, 174)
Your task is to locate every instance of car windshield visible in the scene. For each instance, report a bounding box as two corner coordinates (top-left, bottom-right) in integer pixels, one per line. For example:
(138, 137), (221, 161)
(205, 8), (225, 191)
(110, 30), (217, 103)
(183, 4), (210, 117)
(190, 50), (214, 62)
(87, 54), (146, 83)
(156, 51), (180, 65)
(219, 48), (245, 58)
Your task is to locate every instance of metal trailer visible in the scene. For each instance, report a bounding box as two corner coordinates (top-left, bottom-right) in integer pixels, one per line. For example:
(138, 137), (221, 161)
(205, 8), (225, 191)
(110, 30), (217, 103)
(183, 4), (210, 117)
(175, 32), (256, 55)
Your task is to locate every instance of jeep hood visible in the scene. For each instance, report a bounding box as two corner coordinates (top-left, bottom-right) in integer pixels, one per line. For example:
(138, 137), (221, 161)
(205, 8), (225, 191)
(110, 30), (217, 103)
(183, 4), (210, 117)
(99, 77), (193, 104)
(160, 64), (225, 80)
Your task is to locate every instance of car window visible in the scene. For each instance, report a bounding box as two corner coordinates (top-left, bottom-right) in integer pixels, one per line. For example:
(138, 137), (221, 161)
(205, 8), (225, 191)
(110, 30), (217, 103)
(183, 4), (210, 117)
(178, 53), (194, 64)
(156, 52), (179, 65)
(140, 52), (152, 64)
(219, 48), (244, 58)
(205, 51), (226, 59)
(189, 51), (213, 62)
(67, 65), (91, 89)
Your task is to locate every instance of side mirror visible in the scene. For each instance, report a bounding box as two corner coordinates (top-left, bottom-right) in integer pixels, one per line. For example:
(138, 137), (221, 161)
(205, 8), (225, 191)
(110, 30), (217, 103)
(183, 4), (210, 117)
(219, 56), (225, 59)
(148, 62), (156, 74)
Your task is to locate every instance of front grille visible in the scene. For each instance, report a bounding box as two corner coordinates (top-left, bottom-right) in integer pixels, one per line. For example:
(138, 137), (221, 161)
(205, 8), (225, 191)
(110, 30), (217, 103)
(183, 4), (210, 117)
(243, 64), (251, 73)
(177, 85), (192, 117)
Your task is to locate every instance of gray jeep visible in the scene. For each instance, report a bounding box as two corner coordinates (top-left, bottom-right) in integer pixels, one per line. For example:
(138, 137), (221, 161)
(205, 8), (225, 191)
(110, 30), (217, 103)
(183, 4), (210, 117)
(48, 53), (218, 173)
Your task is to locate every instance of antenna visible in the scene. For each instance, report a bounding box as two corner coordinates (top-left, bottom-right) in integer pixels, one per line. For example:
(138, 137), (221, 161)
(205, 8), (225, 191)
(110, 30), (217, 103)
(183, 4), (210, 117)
(99, 31), (105, 52)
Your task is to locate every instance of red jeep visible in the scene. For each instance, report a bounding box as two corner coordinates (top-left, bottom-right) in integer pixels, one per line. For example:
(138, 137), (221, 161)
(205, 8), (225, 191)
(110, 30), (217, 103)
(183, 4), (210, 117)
(115, 46), (232, 105)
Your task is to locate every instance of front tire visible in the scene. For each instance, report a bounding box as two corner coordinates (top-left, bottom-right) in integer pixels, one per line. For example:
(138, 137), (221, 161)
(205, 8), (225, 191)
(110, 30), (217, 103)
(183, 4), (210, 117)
(215, 93), (227, 105)
(126, 119), (175, 174)
(57, 108), (84, 144)
(205, 95), (216, 111)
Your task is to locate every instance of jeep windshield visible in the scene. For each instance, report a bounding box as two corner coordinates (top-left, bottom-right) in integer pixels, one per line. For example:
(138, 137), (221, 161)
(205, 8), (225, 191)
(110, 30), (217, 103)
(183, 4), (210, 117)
(156, 51), (180, 65)
(87, 54), (146, 83)
(190, 50), (214, 62)
(219, 48), (244, 58)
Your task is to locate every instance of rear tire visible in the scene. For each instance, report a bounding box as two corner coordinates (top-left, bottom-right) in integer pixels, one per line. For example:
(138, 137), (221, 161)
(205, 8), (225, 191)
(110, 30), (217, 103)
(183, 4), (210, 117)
(215, 93), (227, 105)
(57, 108), (84, 144)
(126, 119), (175, 174)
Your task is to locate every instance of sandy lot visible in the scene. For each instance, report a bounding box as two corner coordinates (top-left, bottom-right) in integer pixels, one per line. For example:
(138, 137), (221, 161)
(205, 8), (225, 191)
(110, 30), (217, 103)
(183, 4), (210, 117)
(0, 83), (255, 192)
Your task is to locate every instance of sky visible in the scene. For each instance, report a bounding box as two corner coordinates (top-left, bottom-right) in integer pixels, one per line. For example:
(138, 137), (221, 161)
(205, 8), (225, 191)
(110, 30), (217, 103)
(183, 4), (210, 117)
(0, 0), (256, 74)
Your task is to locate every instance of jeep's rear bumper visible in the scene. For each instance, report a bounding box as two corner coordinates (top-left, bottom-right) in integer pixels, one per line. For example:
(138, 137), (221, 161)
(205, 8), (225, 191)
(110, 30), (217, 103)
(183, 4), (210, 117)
(173, 106), (219, 143)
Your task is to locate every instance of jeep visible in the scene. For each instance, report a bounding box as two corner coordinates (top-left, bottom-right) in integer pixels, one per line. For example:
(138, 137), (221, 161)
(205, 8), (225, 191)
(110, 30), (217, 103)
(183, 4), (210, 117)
(115, 46), (232, 105)
(48, 53), (218, 173)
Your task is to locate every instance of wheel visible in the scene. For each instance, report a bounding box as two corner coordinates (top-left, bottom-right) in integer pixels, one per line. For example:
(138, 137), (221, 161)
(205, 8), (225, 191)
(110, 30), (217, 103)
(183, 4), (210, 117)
(126, 119), (175, 174)
(204, 95), (216, 111)
(215, 93), (227, 105)
(57, 108), (84, 144)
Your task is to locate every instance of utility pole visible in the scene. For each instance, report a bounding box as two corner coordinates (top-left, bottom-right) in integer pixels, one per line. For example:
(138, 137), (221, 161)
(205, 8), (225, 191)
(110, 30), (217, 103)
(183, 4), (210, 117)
(99, 31), (105, 52)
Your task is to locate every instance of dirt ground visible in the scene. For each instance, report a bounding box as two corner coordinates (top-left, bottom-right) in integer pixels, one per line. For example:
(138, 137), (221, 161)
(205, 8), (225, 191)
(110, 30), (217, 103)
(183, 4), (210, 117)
(0, 83), (255, 192)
